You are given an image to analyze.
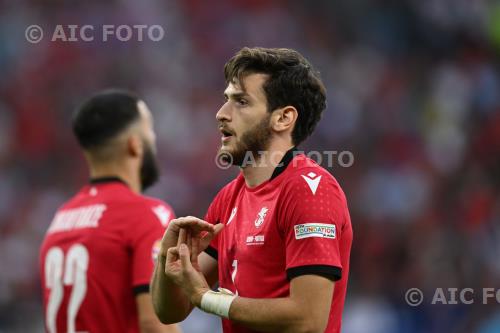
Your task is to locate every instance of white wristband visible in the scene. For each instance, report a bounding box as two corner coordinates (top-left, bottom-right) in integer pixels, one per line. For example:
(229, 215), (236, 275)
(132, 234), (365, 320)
(200, 288), (237, 319)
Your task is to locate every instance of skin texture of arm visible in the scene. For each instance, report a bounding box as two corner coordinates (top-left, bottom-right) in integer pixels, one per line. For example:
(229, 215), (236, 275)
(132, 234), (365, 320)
(168, 240), (334, 333)
(228, 274), (334, 333)
(135, 293), (182, 333)
(150, 254), (192, 323)
(150, 252), (218, 323)
(150, 218), (221, 324)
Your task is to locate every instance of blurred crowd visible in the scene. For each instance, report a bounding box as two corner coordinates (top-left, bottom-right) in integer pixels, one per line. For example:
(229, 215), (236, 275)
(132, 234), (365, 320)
(0, 0), (499, 332)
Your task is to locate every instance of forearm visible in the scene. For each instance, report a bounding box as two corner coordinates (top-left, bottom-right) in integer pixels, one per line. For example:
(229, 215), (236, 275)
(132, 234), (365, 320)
(150, 255), (193, 323)
(139, 319), (181, 333)
(225, 296), (322, 333)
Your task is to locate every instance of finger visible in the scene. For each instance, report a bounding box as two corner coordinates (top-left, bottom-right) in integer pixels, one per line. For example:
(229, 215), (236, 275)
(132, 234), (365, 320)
(167, 218), (181, 232)
(177, 228), (187, 247)
(191, 236), (200, 263)
(179, 243), (192, 270)
(213, 223), (224, 236)
(200, 223), (224, 241)
(175, 217), (215, 233)
(166, 247), (179, 265)
(162, 219), (192, 250)
(174, 216), (207, 224)
(200, 223), (225, 249)
(186, 229), (193, 253)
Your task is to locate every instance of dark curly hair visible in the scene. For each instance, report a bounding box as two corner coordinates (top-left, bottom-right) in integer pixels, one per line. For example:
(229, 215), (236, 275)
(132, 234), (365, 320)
(224, 47), (327, 146)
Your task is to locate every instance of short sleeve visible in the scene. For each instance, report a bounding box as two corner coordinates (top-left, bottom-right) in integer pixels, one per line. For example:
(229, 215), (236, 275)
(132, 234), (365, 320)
(128, 201), (175, 293)
(203, 193), (222, 260)
(278, 171), (345, 281)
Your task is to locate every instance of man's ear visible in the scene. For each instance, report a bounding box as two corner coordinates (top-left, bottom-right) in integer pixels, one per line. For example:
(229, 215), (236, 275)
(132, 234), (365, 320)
(127, 134), (143, 158)
(271, 106), (298, 133)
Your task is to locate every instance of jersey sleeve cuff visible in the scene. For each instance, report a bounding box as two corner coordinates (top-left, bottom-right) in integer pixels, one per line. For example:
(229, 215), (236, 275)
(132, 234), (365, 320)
(204, 245), (218, 260)
(287, 265), (342, 281)
(132, 284), (150, 295)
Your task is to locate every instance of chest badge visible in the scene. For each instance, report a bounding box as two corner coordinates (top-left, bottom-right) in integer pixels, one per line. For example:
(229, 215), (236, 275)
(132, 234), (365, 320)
(254, 207), (269, 228)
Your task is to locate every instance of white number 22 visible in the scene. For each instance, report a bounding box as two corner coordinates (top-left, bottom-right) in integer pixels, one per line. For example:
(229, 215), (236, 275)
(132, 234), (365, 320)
(44, 244), (89, 333)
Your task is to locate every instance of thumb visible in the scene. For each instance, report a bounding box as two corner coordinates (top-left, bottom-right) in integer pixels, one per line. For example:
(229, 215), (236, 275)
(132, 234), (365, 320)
(213, 223), (225, 236)
(179, 244), (192, 270)
(200, 223), (225, 250)
(204, 223), (225, 242)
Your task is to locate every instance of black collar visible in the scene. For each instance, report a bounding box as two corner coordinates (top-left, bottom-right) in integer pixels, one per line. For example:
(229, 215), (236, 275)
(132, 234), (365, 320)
(89, 176), (127, 186)
(270, 147), (299, 180)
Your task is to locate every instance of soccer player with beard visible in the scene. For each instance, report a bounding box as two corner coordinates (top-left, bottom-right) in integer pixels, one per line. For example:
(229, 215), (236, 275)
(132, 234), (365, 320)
(39, 90), (181, 333)
(151, 48), (353, 333)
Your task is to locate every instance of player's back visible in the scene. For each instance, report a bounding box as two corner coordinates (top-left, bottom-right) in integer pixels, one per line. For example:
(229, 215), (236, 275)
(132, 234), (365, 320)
(40, 178), (173, 333)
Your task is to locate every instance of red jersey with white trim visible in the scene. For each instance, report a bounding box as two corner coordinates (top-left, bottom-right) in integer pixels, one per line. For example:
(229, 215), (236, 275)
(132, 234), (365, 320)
(39, 179), (174, 333)
(205, 151), (353, 333)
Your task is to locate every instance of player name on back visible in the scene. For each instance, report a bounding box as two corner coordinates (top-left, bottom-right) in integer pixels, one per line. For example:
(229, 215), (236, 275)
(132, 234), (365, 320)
(47, 204), (107, 234)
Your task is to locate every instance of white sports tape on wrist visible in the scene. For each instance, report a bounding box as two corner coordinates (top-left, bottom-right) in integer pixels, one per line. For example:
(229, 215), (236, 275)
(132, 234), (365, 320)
(200, 288), (237, 318)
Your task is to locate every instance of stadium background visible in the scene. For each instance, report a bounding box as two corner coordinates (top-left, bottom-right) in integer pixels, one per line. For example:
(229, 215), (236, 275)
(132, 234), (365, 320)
(0, 0), (499, 332)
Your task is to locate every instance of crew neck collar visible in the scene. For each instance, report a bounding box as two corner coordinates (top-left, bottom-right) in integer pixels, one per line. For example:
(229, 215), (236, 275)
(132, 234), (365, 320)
(270, 147), (298, 180)
(89, 176), (128, 186)
(244, 147), (299, 192)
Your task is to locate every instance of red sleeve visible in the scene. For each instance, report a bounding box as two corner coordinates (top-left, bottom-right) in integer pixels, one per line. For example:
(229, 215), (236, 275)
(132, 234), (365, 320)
(204, 191), (224, 258)
(278, 171), (345, 281)
(128, 201), (175, 292)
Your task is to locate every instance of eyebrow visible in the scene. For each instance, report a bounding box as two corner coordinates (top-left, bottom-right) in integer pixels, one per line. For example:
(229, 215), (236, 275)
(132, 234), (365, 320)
(224, 92), (251, 100)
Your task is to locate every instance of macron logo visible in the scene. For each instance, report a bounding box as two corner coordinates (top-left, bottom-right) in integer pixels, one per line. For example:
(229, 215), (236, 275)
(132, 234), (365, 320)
(152, 205), (171, 227)
(301, 172), (322, 195)
(227, 207), (237, 225)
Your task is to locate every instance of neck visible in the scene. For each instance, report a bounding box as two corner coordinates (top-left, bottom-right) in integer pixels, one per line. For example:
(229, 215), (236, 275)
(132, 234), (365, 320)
(88, 161), (141, 194)
(241, 140), (294, 188)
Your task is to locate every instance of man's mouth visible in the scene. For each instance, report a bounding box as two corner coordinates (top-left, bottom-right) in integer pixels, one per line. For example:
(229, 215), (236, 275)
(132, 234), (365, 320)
(220, 128), (234, 142)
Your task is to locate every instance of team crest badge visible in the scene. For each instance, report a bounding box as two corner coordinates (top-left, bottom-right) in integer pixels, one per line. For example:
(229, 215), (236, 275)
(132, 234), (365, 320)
(254, 207), (269, 228)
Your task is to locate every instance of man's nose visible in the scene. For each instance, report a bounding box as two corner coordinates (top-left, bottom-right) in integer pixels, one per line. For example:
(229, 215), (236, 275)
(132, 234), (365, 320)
(216, 103), (232, 122)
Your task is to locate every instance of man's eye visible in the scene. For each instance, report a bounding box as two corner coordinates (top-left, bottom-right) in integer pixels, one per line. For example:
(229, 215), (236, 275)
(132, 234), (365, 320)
(237, 99), (248, 106)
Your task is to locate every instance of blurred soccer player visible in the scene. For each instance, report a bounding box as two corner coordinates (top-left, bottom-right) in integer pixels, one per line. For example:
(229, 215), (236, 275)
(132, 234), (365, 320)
(40, 90), (181, 333)
(152, 48), (353, 333)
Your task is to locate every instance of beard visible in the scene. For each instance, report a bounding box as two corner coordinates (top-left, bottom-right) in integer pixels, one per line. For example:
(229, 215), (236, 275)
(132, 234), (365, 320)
(219, 113), (273, 167)
(140, 142), (160, 191)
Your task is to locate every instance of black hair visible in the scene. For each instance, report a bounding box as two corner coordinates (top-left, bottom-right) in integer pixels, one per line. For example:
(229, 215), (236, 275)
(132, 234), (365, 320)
(224, 47), (327, 146)
(72, 89), (140, 149)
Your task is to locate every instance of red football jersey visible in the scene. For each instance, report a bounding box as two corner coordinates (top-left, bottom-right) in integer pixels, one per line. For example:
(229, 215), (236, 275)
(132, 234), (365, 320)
(39, 178), (174, 333)
(205, 150), (353, 333)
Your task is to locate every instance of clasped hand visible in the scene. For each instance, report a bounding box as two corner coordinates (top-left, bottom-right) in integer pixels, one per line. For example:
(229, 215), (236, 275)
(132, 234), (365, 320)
(160, 216), (223, 306)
